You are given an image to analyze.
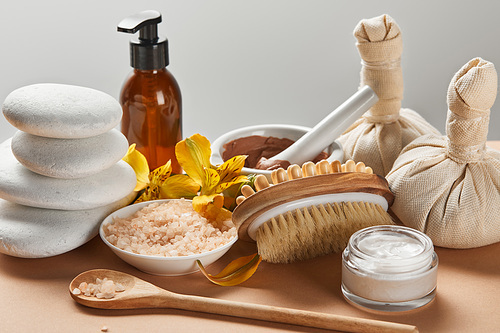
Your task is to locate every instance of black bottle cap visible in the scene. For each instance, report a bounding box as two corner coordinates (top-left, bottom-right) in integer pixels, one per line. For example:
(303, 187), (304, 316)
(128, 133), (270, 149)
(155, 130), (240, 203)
(117, 10), (169, 70)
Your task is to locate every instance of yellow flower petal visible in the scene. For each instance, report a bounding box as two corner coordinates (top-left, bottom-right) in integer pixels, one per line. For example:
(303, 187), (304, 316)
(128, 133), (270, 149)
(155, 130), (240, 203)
(215, 175), (248, 193)
(197, 253), (262, 286)
(201, 167), (220, 195)
(204, 197), (226, 220)
(122, 144), (150, 191)
(159, 174), (200, 199)
(216, 155), (247, 184)
(192, 194), (219, 209)
(193, 194), (226, 220)
(175, 134), (213, 187)
(134, 185), (159, 203)
(150, 160), (172, 185)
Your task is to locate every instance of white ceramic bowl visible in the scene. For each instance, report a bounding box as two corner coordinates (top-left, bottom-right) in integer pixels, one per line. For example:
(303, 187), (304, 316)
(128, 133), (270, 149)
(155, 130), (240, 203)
(210, 124), (344, 181)
(99, 199), (238, 276)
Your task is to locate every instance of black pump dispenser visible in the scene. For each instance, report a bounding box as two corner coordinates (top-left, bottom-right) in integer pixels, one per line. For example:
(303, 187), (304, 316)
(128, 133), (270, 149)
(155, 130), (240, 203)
(117, 10), (169, 70)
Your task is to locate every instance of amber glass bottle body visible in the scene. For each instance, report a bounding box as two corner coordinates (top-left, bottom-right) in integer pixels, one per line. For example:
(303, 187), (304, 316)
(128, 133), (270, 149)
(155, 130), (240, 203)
(120, 68), (182, 172)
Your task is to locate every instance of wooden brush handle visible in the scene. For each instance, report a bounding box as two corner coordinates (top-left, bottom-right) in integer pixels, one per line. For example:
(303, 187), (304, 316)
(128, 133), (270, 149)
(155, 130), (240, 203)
(169, 292), (417, 333)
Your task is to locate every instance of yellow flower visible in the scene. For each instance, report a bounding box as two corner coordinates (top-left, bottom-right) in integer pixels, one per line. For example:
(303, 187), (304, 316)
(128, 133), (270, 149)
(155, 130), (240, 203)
(176, 134), (248, 219)
(123, 134), (248, 219)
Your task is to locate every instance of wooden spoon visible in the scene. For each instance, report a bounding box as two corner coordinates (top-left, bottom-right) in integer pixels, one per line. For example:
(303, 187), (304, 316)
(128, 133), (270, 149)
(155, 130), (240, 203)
(69, 269), (418, 333)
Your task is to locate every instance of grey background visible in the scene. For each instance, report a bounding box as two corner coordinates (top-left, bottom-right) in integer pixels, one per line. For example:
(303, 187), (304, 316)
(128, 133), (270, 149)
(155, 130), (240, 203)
(1, 0), (499, 144)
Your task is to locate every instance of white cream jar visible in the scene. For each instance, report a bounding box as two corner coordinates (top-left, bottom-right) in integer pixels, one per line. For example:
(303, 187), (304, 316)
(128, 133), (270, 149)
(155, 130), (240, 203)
(342, 225), (438, 312)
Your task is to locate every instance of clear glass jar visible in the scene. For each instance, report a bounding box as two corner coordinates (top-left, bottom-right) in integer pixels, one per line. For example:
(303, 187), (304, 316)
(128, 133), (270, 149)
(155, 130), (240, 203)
(342, 225), (438, 312)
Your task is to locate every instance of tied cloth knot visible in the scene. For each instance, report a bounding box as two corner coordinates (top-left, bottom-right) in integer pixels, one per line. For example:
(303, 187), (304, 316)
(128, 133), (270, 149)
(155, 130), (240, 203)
(361, 58), (401, 70)
(446, 138), (485, 164)
(363, 112), (400, 124)
(360, 57), (403, 123)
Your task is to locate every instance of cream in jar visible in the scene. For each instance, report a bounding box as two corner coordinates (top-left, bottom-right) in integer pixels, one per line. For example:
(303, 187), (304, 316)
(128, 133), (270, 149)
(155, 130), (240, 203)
(342, 225), (438, 312)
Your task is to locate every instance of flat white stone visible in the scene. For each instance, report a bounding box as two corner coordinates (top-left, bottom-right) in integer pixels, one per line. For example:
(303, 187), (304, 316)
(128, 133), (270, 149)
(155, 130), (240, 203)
(0, 193), (135, 258)
(2, 83), (122, 138)
(0, 139), (137, 210)
(11, 129), (129, 179)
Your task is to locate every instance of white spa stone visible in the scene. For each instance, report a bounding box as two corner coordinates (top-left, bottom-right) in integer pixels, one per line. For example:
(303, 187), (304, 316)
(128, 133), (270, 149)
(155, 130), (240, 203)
(11, 129), (129, 179)
(2, 83), (122, 139)
(0, 193), (136, 258)
(0, 139), (137, 210)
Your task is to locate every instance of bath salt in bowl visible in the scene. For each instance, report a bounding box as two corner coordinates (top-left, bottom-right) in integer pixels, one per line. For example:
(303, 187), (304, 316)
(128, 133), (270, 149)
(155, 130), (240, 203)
(100, 199), (238, 276)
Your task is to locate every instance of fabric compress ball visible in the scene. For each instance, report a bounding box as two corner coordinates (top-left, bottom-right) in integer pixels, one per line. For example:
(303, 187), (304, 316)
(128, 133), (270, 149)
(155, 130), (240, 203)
(387, 58), (500, 248)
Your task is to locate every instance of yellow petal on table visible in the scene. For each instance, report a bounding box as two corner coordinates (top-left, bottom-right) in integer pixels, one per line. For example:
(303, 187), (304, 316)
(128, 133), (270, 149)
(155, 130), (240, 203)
(159, 174), (200, 199)
(197, 253), (262, 286)
(216, 155), (247, 184)
(122, 144), (150, 191)
(175, 134), (213, 187)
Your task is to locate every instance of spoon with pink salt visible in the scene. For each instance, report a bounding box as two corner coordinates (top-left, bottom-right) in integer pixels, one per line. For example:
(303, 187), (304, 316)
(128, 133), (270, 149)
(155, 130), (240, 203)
(69, 269), (418, 333)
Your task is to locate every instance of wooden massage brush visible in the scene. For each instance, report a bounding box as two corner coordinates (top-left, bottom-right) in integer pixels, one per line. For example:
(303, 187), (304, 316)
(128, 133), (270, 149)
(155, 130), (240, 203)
(232, 160), (395, 263)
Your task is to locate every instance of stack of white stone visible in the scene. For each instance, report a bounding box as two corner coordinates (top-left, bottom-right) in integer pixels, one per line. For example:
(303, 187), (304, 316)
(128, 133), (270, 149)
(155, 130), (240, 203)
(0, 83), (137, 258)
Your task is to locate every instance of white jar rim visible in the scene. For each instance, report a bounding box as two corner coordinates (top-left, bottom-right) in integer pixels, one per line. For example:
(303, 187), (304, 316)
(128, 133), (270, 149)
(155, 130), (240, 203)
(345, 225), (435, 276)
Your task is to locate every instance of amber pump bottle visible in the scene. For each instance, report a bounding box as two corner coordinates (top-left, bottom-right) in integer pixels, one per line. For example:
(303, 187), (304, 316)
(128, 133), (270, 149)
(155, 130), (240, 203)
(117, 10), (182, 172)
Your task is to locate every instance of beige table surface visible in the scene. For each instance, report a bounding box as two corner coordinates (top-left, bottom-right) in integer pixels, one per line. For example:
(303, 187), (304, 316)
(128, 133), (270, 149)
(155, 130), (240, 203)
(1, 142), (499, 333)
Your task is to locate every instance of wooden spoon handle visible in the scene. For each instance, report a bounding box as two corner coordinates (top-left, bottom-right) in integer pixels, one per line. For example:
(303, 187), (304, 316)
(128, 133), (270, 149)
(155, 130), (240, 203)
(168, 293), (418, 333)
(70, 270), (416, 332)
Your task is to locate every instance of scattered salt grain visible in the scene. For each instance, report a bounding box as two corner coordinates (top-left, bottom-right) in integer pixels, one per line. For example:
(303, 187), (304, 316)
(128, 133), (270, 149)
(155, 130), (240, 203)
(103, 199), (237, 257)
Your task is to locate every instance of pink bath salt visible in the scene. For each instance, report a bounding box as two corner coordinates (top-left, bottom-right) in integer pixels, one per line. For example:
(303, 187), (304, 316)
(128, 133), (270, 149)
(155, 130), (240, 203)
(72, 277), (125, 299)
(103, 199), (237, 257)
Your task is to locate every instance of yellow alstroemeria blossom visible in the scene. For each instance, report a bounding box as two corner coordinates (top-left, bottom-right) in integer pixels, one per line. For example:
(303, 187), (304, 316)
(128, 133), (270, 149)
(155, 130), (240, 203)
(175, 134), (248, 219)
(124, 135), (248, 219)
(122, 144), (149, 191)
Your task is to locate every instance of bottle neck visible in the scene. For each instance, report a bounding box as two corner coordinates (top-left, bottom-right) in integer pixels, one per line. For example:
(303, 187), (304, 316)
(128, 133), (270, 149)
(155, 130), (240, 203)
(133, 67), (167, 75)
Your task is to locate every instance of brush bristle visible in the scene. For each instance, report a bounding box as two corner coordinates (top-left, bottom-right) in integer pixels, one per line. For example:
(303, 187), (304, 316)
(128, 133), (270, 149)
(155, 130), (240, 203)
(255, 202), (393, 264)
